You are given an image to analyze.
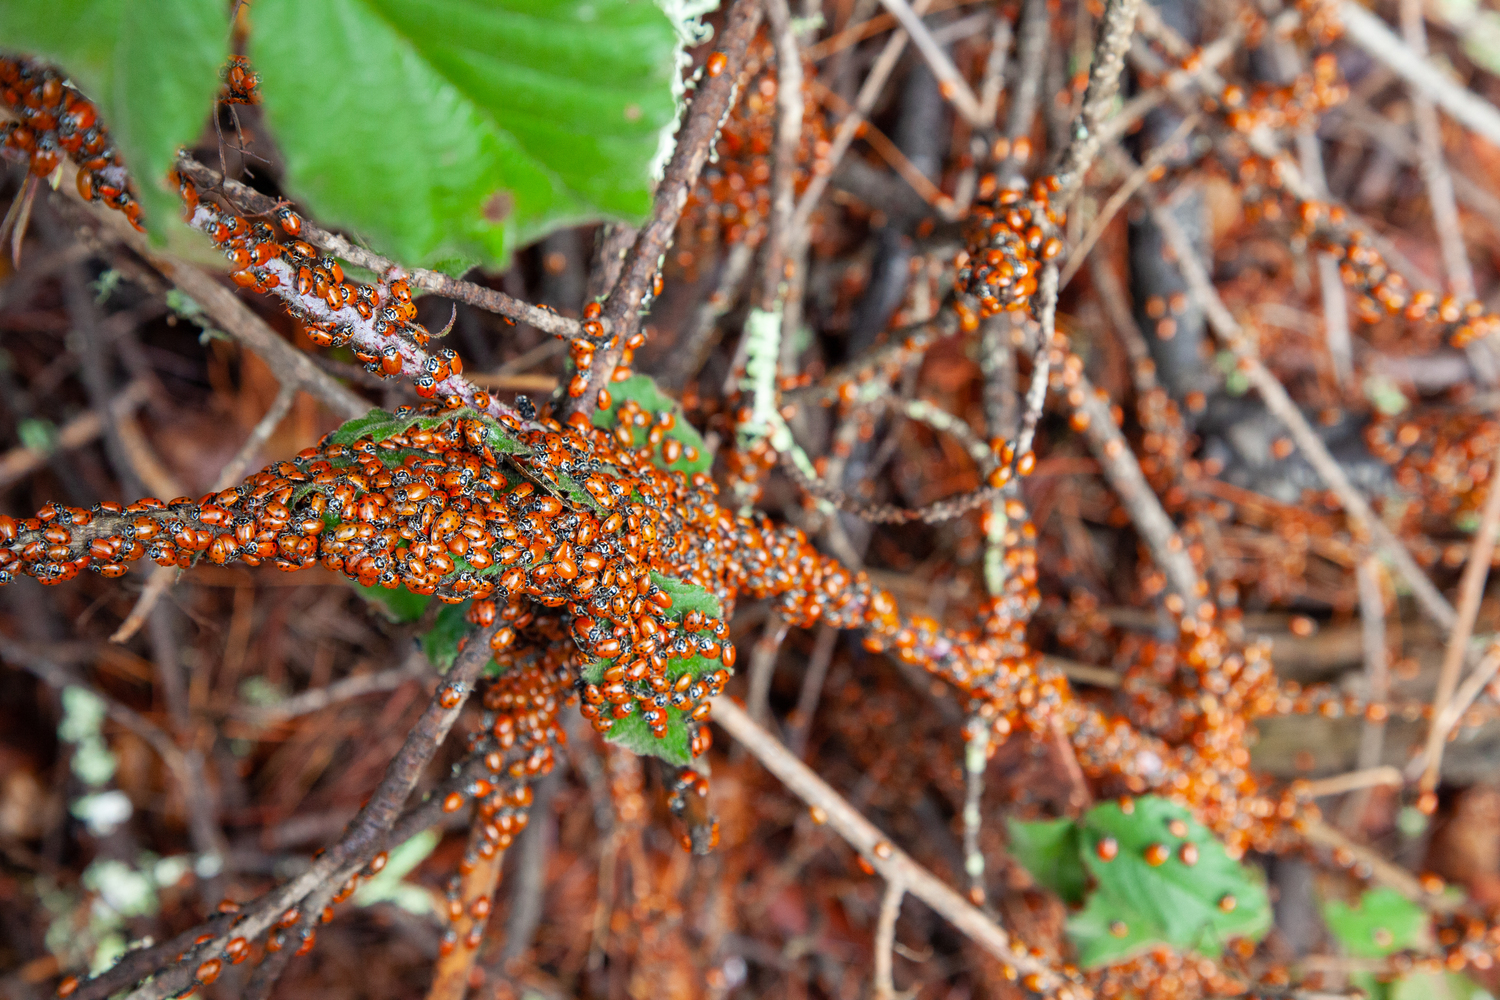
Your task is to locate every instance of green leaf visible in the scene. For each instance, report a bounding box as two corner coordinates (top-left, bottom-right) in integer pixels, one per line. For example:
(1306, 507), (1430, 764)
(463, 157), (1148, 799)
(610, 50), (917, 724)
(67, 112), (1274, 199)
(585, 572), (723, 766)
(1067, 796), (1271, 967)
(323, 406), (528, 458)
(0, 0), (228, 237)
(593, 374), (712, 476)
(1007, 816), (1087, 906)
(248, 0), (678, 270)
(421, 601), (472, 671)
(1323, 888), (1431, 959)
(1390, 971), (1493, 1000)
(352, 828), (439, 914)
(351, 580), (430, 623)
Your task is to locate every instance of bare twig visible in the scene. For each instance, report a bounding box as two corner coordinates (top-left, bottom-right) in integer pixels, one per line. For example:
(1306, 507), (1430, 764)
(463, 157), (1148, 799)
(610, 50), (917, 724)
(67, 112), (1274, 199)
(1399, 0), (1477, 302)
(1299, 818), (1457, 910)
(242, 651), (429, 723)
(1417, 433), (1500, 791)
(1050, 0), (1143, 208)
(213, 382), (296, 491)
(759, 0), (806, 315)
(1144, 192), (1458, 631)
(571, 0), (765, 416)
(1338, 1), (1500, 151)
(1340, 559), (1390, 829)
(791, 0), (934, 235)
(709, 696), (1067, 987)
(1299, 767), (1403, 798)
(872, 0), (987, 126)
(787, 623), (837, 758)
(873, 877), (907, 1000)
(1059, 113), (1201, 288)
(108, 622), (500, 1000)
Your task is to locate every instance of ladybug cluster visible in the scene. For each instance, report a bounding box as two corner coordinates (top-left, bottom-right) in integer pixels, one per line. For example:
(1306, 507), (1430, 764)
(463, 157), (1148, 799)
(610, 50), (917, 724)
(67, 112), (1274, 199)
(221, 54), (260, 106)
(675, 32), (832, 272)
(0, 55), (143, 230)
(954, 172), (1064, 318)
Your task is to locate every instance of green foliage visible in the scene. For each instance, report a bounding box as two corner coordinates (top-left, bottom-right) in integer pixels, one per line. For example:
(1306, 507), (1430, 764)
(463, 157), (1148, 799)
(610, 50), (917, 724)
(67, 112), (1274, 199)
(580, 573), (722, 767)
(248, 0), (678, 271)
(0, 0), (228, 237)
(352, 581), (430, 623)
(1322, 889), (1488, 1000)
(420, 601), (472, 671)
(593, 374), (713, 476)
(1007, 816), (1086, 905)
(1323, 888), (1431, 959)
(1009, 797), (1272, 968)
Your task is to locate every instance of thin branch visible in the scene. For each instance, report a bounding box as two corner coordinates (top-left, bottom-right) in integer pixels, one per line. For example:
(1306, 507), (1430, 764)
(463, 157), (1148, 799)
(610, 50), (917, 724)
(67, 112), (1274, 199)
(1398, 0), (1477, 302)
(571, 0), (765, 417)
(213, 382), (297, 492)
(1417, 435), (1500, 792)
(1298, 818), (1457, 910)
(1144, 190), (1458, 631)
(1338, 1), (1500, 150)
(962, 719), (989, 906)
(872, 0), (987, 126)
(1299, 767), (1403, 798)
(761, 0), (806, 371)
(791, 0), (934, 236)
(1059, 112), (1201, 288)
(709, 696), (1067, 987)
(241, 651), (429, 723)
(111, 622), (500, 1000)
(873, 877), (907, 1000)
(173, 155), (587, 340)
(1050, 0), (1143, 208)
(1339, 559), (1390, 829)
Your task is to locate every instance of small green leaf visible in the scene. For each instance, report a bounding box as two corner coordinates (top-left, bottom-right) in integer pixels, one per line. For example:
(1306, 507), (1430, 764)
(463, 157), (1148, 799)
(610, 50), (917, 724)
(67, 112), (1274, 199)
(352, 828), (439, 915)
(1007, 816), (1087, 906)
(1067, 796), (1271, 967)
(593, 374), (712, 476)
(421, 601), (473, 671)
(1390, 971), (1493, 1000)
(248, 0), (678, 270)
(1323, 888), (1431, 959)
(0, 0), (229, 237)
(599, 706), (694, 766)
(586, 572), (723, 765)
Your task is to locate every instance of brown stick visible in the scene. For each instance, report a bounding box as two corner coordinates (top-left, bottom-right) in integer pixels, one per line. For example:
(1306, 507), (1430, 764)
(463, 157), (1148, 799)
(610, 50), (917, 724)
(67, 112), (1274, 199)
(569, 0), (765, 417)
(1417, 432), (1500, 792)
(709, 696), (1068, 988)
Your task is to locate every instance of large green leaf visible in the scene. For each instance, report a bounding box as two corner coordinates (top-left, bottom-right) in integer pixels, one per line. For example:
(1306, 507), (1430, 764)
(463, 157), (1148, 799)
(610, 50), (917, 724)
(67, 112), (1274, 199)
(1068, 797), (1271, 967)
(0, 0), (228, 237)
(1008, 816), (1087, 906)
(247, 0), (678, 270)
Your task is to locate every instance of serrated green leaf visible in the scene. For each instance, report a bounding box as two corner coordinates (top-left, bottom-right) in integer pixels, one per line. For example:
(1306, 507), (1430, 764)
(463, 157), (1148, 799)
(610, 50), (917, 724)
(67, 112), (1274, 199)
(593, 374), (712, 476)
(1323, 888), (1431, 959)
(0, 0), (228, 238)
(1007, 816), (1087, 906)
(601, 705), (693, 766)
(248, 0), (678, 270)
(1068, 796), (1271, 967)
